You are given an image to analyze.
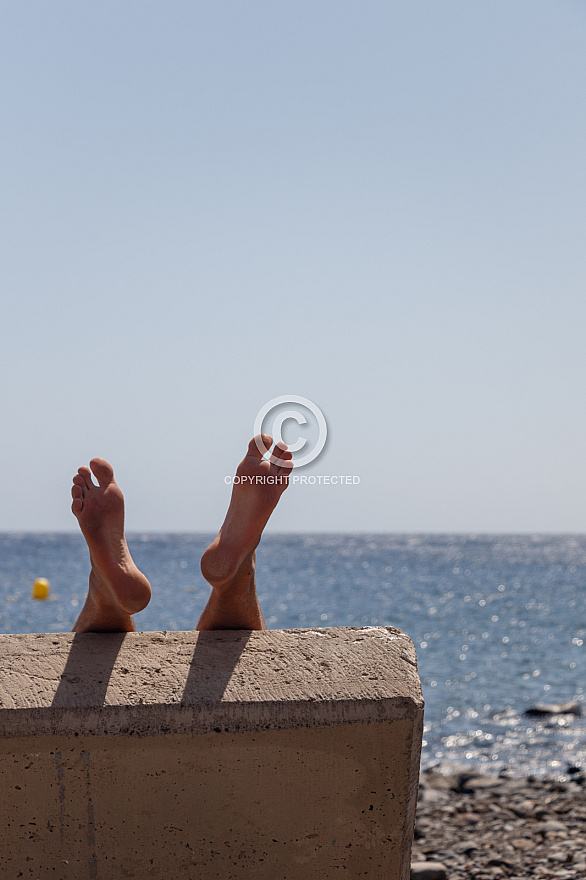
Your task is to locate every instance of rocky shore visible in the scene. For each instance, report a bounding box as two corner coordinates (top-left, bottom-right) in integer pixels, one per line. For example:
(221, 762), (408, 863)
(411, 765), (586, 879)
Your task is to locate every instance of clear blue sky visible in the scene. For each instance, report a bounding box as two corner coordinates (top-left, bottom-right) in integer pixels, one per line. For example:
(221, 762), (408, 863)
(1, 1), (585, 532)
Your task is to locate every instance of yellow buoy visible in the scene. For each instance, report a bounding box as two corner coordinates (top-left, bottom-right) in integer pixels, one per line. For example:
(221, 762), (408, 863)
(32, 578), (50, 600)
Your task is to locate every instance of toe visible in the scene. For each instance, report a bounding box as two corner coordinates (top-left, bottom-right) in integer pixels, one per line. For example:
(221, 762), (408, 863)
(90, 458), (115, 487)
(273, 443), (293, 476)
(276, 458), (293, 475)
(71, 483), (83, 500)
(249, 434), (272, 458)
(71, 497), (83, 515)
(78, 466), (94, 490)
(272, 441), (292, 460)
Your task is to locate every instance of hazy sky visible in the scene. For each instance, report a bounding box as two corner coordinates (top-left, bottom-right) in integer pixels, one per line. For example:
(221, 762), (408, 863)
(1, 1), (585, 533)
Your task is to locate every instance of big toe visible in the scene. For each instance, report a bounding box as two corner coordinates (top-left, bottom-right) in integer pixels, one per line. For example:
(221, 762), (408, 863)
(90, 458), (115, 487)
(248, 434), (273, 459)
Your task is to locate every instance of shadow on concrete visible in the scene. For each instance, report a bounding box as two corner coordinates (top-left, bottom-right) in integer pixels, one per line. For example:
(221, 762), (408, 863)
(51, 632), (126, 708)
(182, 630), (252, 703)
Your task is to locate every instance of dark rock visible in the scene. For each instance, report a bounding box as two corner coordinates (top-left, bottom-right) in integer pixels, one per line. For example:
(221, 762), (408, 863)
(566, 763), (585, 783)
(487, 857), (516, 868)
(414, 823), (427, 840)
(524, 700), (582, 717)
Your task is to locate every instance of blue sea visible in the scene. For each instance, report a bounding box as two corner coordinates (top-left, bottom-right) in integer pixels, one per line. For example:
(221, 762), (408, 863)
(1, 533), (584, 778)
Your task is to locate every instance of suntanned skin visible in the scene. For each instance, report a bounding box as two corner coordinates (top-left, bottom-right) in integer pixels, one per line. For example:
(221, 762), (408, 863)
(71, 434), (292, 633)
(198, 433), (292, 630)
(71, 458), (152, 633)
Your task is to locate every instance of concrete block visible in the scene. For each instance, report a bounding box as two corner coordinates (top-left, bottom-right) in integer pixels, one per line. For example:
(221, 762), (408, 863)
(0, 626), (423, 879)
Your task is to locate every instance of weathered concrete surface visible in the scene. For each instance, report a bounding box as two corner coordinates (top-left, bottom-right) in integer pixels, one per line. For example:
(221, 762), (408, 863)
(0, 627), (423, 879)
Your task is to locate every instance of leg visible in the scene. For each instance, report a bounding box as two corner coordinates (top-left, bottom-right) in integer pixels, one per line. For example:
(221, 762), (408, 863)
(71, 458), (152, 632)
(198, 434), (292, 630)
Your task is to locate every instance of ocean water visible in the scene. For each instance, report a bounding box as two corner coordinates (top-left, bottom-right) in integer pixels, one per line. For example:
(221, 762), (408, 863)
(1, 533), (584, 778)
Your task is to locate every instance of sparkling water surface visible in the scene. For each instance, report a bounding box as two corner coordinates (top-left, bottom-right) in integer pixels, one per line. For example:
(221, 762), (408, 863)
(1, 533), (584, 778)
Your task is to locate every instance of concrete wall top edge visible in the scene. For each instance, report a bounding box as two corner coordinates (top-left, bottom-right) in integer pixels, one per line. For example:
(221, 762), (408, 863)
(0, 697), (422, 737)
(0, 626), (423, 737)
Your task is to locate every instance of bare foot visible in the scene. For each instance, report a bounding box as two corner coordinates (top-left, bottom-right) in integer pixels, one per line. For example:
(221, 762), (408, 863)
(71, 458), (152, 633)
(198, 434), (292, 630)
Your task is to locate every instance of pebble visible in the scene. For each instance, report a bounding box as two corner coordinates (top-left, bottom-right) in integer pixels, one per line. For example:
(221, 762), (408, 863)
(412, 767), (586, 879)
(537, 819), (568, 835)
(410, 862), (448, 880)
